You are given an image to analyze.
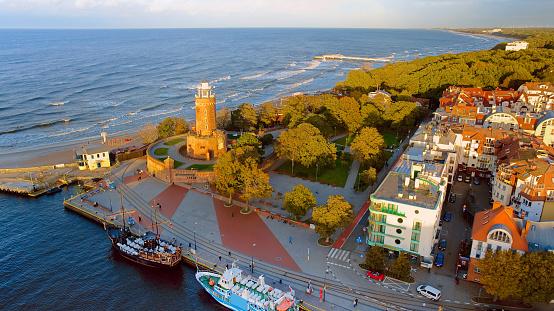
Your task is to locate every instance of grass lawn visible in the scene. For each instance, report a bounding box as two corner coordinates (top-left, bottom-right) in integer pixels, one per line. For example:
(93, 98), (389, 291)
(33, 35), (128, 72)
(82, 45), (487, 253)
(380, 130), (400, 148)
(274, 158), (352, 188)
(185, 164), (214, 171)
(154, 148), (168, 156)
(331, 133), (357, 146)
(163, 138), (185, 146)
(157, 157), (184, 168)
(335, 144), (344, 151)
(227, 133), (242, 139)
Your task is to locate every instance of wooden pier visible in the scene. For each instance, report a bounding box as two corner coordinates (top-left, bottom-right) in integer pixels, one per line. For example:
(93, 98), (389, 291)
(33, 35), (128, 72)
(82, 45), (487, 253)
(314, 54), (392, 62)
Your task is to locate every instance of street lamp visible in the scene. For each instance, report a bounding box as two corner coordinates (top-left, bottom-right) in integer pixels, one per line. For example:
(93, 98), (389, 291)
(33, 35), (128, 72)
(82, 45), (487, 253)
(357, 172), (360, 191)
(323, 269), (329, 302)
(251, 244), (256, 273)
(334, 127), (336, 137)
(194, 222), (197, 251)
(316, 164), (319, 182)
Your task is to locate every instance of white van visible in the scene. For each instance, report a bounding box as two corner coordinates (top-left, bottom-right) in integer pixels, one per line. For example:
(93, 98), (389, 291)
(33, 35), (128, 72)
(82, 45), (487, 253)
(417, 285), (441, 301)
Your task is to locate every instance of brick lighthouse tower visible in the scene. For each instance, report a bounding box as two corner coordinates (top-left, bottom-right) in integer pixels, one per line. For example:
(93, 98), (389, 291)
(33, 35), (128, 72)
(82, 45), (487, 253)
(184, 79), (227, 160)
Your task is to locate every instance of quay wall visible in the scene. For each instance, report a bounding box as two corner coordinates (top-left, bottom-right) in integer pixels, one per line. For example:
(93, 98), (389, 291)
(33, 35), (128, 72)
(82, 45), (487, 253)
(0, 163), (77, 174)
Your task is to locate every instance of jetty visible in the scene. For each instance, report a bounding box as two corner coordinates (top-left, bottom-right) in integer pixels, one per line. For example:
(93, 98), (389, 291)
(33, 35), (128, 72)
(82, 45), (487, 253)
(314, 54), (392, 62)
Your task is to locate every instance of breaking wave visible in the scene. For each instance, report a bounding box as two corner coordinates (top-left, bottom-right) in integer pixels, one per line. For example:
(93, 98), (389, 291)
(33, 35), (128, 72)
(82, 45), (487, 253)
(239, 72), (269, 80)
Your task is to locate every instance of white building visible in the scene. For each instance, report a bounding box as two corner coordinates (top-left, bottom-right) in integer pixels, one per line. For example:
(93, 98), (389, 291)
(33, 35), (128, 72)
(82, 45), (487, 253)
(367, 159), (447, 261)
(505, 41), (528, 51)
(75, 143), (111, 170)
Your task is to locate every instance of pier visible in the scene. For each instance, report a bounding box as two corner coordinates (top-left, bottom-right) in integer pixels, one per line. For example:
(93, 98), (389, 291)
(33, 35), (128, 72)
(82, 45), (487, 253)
(314, 54), (392, 62)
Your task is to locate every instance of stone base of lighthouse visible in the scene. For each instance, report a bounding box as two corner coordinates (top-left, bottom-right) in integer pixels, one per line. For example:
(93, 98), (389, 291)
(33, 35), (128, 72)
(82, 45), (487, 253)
(183, 129), (227, 161)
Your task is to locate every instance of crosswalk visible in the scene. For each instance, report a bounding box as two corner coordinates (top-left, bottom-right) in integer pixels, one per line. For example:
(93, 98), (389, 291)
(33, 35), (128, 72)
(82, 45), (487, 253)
(327, 248), (351, 262)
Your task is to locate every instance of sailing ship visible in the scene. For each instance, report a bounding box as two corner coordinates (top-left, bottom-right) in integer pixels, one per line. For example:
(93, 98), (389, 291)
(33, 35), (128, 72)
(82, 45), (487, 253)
(196, 262), (298, 311)
(105, 193), (182, 268)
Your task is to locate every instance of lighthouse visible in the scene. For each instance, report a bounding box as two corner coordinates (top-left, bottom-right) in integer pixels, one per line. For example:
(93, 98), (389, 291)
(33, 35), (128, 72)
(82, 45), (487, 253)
(184, 79), (227, 160)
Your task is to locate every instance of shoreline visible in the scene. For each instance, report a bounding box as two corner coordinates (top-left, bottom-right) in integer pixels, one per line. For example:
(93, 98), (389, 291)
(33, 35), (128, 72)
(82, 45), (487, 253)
(0, 130), (142, 169)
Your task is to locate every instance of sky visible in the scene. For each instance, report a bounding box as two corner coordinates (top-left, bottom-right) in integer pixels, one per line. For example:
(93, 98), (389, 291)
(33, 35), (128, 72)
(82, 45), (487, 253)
(0, 0), (552, 29)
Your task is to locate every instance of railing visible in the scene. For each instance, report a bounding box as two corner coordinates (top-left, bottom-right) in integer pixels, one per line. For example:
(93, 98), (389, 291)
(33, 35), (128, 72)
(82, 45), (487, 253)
(526, 182), (545, 190)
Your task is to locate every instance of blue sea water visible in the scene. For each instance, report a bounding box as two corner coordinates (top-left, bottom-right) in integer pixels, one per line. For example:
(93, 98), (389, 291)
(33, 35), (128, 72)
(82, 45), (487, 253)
(0, 28), (504, 154)
(0, 28), (506, 310)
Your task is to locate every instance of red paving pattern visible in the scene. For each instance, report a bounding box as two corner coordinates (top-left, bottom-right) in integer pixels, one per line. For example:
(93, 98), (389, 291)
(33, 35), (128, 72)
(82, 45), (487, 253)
(148, 185), (188, 219)
(212, 199), (302, 272)
(333, 200), (370, 249)
(123, 172), (150, 184)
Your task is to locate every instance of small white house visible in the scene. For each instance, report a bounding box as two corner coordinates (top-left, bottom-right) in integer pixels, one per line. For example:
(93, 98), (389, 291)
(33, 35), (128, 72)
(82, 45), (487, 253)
(75, 143), (111, 170)
(506, 41), (529, 51)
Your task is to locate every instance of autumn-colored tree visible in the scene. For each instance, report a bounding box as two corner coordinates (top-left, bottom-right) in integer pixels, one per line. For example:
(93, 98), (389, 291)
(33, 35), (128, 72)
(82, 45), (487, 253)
(350, 127), (386, 166)
(173, 117), (189, 135)
(337, 96), (363, 134)
(139, 122), (158, 144)
(519, 251), (554, 304)
(312, 195), (353, 243)
(216, 106), (231, 129)
(238, 103), (257, 131)
(275, 123), (336, 173)
(360, 167), (377, 191)
(281, 95), (307, 128)
(391, 253), (412, 280)
(258, 102), (277, 127)
(239, 157), (273, 212)
(478, 249), (526, 302)
(213, 150), (242, 205)
(365, 246), (385, 272)
(283, 184), (316, 220)
(232, 133), (262, 158)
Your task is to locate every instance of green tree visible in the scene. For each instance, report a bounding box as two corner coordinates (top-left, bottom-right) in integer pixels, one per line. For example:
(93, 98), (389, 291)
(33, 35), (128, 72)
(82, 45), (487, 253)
(360, 167), (377, 191)
(478, 249), (525, 302)
(173, 117), (189, 135)
(275, 123), (337, 173)
(312, 195), (354, 243)
(365, 246), (385, 272)
(238, 103), (257, 131)
(391, 253), (412, 280)
(216, 106), (231, 129)
(259, 133), (274, 145)
(519, 251), (554, 304)
(283, 184), (316, 220)
(239, 157), (273, 212)
(213, 150), (242, 205)
(258, 102), (277, 127)
(350, 127), (386, 166)
(139, 122), (158, 144)
(157, 117), (176, 139)
(232, 133), (262, 158)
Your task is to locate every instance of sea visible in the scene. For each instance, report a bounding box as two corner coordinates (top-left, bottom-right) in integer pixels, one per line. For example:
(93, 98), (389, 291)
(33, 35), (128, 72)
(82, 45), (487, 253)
(0, 28), (505, 310)
(0, 29), (505, 156)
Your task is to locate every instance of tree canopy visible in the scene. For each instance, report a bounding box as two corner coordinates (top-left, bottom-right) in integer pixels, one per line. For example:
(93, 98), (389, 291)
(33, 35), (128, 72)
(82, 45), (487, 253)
(258, 102), (277, 127)
(478, 249), (525, 302)
(365, 246), (385, 272)
(275, 123), (337, 170)
(157, 116), (189, 139)
(312, 195), (353, 243)
(283, 184), (316, 220)
(350, 127), (387, 166)
(139, 122), (158, 144)
(216, 106), (231, 129)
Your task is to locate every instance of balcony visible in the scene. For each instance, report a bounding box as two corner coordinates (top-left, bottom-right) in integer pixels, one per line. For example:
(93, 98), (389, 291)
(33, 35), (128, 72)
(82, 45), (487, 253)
(526, 183), (545, 190)
(370, 204), (406, 217)
(484, 141), (495, 147)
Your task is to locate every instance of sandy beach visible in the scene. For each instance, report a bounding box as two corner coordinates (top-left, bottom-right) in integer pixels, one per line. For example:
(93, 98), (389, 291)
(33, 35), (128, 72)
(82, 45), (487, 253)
(0, 131), (143, 169)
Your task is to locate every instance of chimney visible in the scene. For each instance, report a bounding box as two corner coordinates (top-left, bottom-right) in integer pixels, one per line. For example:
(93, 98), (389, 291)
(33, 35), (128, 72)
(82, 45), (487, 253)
(415, 179), (420, 189)
(492, 201), (502, 210)
(405, 177), (410, 187)
(521, 220), (531, 238)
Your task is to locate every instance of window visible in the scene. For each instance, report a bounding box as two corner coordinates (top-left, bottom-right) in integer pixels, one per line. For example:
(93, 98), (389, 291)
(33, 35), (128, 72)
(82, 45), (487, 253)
(489, 230), (511, 243)
(205, 110), (207, 115)
(477, 241), (482, 251)
(395, 239), (401, 245)
(475, 267), (481, 273)
(397, 218), (403, 224)
(410, 243), (419, 252)
(91, 154), (94, 159)
(411, 232), (420, 241)
(496, 246), (502, 253)
(396, 229), (402, 234)
(413, 221), (422, 230)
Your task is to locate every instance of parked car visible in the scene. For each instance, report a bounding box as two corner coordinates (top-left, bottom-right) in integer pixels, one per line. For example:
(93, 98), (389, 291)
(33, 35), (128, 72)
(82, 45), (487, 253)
(474, 178), (481, 185)
(366, 270), (385, 281)
(465, 175), (471, 183)
(435, 253), (444, 267)
(457, 175), (463, 182)
(417, 285), (442, 301)
(91, 177), (103, 182)
(449, 193), (456, 203)
(444, 212), (452, 222)
(439, 239), (446, 251)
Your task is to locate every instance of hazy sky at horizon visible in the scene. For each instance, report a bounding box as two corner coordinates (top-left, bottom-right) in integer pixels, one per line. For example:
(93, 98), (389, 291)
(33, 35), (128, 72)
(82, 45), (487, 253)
(0, 0), (552, 29)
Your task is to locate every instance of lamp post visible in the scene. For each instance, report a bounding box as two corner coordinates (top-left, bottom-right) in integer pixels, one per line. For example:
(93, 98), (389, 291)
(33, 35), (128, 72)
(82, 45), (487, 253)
(251, 244), (256, 273)
(194, 222), (197, 251)
(323, 269), (329, 302)
(334, 127), (336, 137)
(316, 164), (319, 182)
(357, 172), (360, 191)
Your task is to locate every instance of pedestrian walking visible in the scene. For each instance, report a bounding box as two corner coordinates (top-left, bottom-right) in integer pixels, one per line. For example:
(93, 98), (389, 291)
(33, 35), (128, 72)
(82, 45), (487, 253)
(232, 212), (234, 217)
(226, 263), (229, 269)
(219, 255), (221, 261)
(228, 250), (231, 257)
(289, 237), (292, 244)
(353, 298), (358, 307)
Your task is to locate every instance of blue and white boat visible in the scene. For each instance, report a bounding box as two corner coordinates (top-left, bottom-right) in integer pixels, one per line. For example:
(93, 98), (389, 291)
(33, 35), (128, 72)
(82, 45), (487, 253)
(196, 262), (298, 311)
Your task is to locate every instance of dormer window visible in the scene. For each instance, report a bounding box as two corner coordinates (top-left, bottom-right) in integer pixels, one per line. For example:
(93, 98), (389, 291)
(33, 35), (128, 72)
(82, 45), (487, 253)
(489, 230), (511, 243)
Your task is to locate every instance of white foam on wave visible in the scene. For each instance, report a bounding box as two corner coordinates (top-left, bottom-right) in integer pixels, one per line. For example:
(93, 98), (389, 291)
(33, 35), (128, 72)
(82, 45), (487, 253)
(302, 60), (320, 70)
(251, 87), (264, 92)
(287, 61), (296, 67)
(216, 99), (226, 105)
(89, 100), (122, 107)
(49, 101), (69, 106)
(210, 76), (231, 83)
(227, 92), (241, 98)
(49, 125), (92, 138)
(277, 69), (306, 81)
(239, 72), (269, 80)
